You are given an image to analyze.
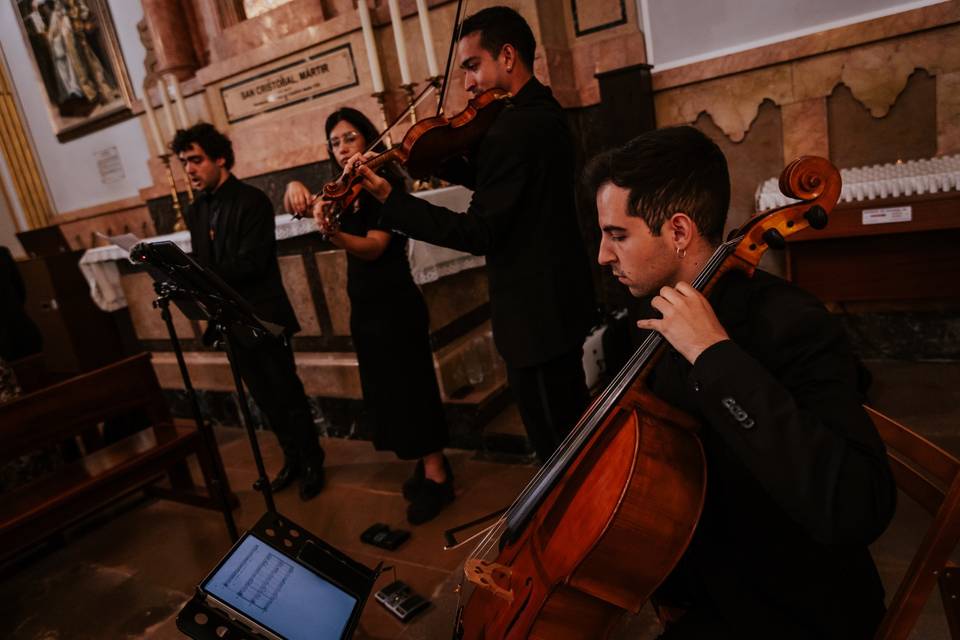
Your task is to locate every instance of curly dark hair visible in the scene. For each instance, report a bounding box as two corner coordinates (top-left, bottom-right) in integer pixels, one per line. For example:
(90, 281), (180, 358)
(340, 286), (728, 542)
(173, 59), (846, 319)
(171, 122), (235, 170)
(461, 6), (536, 70)
(584, 126), (730, 245)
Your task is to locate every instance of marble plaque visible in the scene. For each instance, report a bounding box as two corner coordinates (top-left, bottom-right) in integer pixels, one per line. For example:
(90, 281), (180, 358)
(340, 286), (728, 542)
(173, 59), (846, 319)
(573, 0), (627, 36)
(221, 44), (358, 123)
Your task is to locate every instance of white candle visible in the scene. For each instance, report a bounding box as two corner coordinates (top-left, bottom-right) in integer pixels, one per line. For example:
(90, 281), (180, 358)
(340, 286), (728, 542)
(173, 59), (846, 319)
(156, 78), (176, 139)
(387, 0), (411, 85)
(415, 0), (438, 77)
(357, 0), (384, 93)
(141, 85), (165, 155)
(169, 75), (190, 129)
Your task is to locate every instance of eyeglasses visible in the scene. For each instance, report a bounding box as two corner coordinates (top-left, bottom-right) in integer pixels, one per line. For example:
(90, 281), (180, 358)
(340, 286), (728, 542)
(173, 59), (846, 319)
(329, 131), (360, 148)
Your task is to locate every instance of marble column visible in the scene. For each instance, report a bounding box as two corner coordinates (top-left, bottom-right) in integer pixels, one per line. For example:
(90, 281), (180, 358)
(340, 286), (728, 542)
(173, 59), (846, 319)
(781, 96), (829, 164)
(142, 0), (200, 80)
(937, 70), (960, 156)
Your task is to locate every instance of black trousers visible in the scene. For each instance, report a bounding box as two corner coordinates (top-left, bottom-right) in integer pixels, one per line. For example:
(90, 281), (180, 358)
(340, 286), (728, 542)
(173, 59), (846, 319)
(231, 336), (324, 465)
(506, 347), (589, 462)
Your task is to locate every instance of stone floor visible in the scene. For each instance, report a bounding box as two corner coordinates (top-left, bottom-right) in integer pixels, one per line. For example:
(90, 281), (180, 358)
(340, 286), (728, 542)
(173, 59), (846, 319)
(1, 360), (958, 639)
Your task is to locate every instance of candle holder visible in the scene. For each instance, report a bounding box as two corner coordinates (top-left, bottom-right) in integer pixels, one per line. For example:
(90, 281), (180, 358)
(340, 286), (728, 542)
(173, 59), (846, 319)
(371, 91), (394, 149)
(426, 75), (443, 113)
(401, 82), (418, 125)
(159, 153), (187, 232)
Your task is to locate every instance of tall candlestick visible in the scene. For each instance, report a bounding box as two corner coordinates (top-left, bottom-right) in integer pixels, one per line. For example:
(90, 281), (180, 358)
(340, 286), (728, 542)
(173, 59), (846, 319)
(415, 0), (438, 77)
(169, 75), (190, 129)
(156, 78), (176, 139)
(357, 0), (384, 93)
(387, 0), (411, 85)
(141, 82), (165, 155)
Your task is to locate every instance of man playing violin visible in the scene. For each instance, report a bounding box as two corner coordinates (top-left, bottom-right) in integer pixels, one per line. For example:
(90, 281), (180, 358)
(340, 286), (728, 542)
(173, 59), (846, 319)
(588, 126), (896, 638)
(341, 6), (596, 464)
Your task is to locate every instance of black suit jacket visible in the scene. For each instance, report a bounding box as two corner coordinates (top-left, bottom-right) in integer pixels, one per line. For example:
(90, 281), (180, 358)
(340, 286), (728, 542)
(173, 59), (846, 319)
(378, 78), (595, 367)
(649, 270), (897, 639)
(186, 175), (300, 336)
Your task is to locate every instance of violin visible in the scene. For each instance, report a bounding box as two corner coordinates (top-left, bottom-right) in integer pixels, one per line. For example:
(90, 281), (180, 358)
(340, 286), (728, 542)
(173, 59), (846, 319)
(450, 156), (842, 639)
(308, 87), (510, 233)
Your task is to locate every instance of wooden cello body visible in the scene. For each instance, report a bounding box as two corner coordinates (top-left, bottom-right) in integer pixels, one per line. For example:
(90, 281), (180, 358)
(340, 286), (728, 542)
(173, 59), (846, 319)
(454, 156), (843, 640)
(460, 388), (705, 639)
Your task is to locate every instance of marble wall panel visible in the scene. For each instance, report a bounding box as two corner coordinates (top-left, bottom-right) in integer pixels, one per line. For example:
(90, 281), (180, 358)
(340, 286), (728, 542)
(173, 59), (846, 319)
(279, 254), (322, 335)
(828, 69), (937, 169)
(937, 70), (960, 155)
(432, 321), (503, 400)
(315, 249), (350, 335)
(781, 97), (829, 165)
(420, 267), (488, 332)
(693, 100), (786, 275)
(210, 0), (327, 62)
(655, 24), (960, 147)
(121, 272), (195, 340)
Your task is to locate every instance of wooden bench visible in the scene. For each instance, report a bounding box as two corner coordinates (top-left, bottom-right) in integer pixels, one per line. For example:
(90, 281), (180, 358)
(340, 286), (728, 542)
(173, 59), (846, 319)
(0, 352), (237, 563)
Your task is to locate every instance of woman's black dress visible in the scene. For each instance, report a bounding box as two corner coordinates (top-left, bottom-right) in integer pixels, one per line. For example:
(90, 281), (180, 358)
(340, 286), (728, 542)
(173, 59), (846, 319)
(340, 190), (448, 460)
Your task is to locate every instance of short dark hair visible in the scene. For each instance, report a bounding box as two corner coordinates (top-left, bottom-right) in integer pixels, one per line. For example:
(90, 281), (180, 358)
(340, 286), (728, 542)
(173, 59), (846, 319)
(585, 126), (730, 244)
(461, 6), (536, 70)
(171, 122), (235, 170)
(324, 107), (383, 161)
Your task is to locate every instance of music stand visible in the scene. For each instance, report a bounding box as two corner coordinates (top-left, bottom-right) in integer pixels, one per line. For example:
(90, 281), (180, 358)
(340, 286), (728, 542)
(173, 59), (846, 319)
(130, 240), (283, 514)
(128, 241), (380, 640)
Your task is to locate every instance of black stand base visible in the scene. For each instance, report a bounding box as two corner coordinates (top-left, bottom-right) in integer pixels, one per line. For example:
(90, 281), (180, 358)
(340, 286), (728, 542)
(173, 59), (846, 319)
(176, 511), (380, 640)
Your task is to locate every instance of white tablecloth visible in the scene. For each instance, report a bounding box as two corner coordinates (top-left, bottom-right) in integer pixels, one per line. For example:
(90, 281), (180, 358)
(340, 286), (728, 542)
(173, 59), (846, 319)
(78, 185), (484, 312)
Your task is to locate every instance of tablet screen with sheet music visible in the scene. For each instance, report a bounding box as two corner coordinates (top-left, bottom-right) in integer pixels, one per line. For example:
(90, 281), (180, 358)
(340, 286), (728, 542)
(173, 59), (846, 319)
(200, 533), (357, 640)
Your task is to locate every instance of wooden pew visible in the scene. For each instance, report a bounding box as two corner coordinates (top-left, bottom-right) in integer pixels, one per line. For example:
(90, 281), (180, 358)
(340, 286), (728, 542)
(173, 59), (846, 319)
(0, 352), (237, 563)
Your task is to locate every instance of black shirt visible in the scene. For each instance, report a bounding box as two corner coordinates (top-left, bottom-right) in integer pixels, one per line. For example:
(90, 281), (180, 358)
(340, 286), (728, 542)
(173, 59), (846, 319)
(650, 270), (896, 639)
(339, 183), (415, 304)
(186, 175), (300, 335)
(377, 77), (595, 367)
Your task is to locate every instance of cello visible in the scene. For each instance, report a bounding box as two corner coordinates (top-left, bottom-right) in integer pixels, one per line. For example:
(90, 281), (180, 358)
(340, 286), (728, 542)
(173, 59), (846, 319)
(451, 156), (842, 639)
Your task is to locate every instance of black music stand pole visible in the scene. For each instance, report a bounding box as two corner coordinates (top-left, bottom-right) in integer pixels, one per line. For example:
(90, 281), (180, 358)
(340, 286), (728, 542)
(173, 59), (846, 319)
(153, 283), (239, 541)
(133, 241), (282, 516)
(217, 317), (277, 514)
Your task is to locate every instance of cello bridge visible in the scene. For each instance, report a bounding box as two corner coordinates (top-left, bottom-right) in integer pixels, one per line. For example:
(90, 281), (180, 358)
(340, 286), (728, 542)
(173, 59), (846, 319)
(464, 559), (513, 602)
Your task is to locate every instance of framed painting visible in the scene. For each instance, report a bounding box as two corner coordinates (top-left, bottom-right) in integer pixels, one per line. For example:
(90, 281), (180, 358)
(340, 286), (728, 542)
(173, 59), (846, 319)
(12, 0), (135, 142)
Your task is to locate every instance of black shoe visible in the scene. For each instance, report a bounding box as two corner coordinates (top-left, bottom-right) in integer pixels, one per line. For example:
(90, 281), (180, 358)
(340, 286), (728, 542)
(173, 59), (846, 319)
(406, 472), (454, 525)
(270, 461), (300, 492)
(299, 462), (325, 501)
(402, 460), (425, 501)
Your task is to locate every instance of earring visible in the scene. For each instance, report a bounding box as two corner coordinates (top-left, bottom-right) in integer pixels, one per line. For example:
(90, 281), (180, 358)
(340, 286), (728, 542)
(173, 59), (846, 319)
(676, 246), (686, 259)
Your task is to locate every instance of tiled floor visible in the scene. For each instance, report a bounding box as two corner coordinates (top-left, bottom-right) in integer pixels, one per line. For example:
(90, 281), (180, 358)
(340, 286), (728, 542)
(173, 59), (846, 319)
(2, 360), (958, 639)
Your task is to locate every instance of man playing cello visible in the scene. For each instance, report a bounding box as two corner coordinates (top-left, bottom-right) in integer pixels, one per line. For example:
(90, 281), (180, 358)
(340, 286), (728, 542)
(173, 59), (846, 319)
(587, 126), (896, 639)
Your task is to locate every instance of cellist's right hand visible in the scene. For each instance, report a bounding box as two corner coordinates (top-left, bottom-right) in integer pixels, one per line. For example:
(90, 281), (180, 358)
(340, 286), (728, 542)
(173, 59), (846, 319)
(284, 180), (313, 217)
(343, 152), (392, 203)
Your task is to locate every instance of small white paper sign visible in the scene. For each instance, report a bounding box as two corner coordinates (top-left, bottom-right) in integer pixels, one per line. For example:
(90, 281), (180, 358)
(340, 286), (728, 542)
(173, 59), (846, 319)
(94, 146), (125, 184)
(862, 206), (912, 225)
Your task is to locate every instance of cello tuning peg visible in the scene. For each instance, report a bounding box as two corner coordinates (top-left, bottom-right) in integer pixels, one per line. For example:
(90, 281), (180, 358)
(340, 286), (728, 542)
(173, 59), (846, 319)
(804, 205), (829, 230)
(762, 228), (787, 250)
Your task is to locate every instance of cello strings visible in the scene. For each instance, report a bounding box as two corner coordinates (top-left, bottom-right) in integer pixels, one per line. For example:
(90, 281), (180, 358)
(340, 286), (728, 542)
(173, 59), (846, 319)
(469, 238), (741, 561)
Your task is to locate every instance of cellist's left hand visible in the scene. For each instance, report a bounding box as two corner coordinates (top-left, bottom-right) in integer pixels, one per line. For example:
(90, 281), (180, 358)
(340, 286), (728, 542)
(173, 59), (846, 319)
(636, 282), (729, 365)
(343, 152), (392, 203)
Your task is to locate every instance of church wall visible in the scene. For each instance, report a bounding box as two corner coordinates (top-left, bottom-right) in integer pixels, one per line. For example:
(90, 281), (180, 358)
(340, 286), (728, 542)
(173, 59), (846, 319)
(0, 0), (154, 216)
(650, 1), (960, 360)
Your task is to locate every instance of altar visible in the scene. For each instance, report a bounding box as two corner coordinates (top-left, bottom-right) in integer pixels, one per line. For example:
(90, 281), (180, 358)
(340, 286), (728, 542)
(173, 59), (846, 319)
(76, 186), (505, 417)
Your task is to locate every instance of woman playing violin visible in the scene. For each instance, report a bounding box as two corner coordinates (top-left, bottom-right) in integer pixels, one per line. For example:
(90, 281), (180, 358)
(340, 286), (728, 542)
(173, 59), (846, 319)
(283, 108), (453, 524)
